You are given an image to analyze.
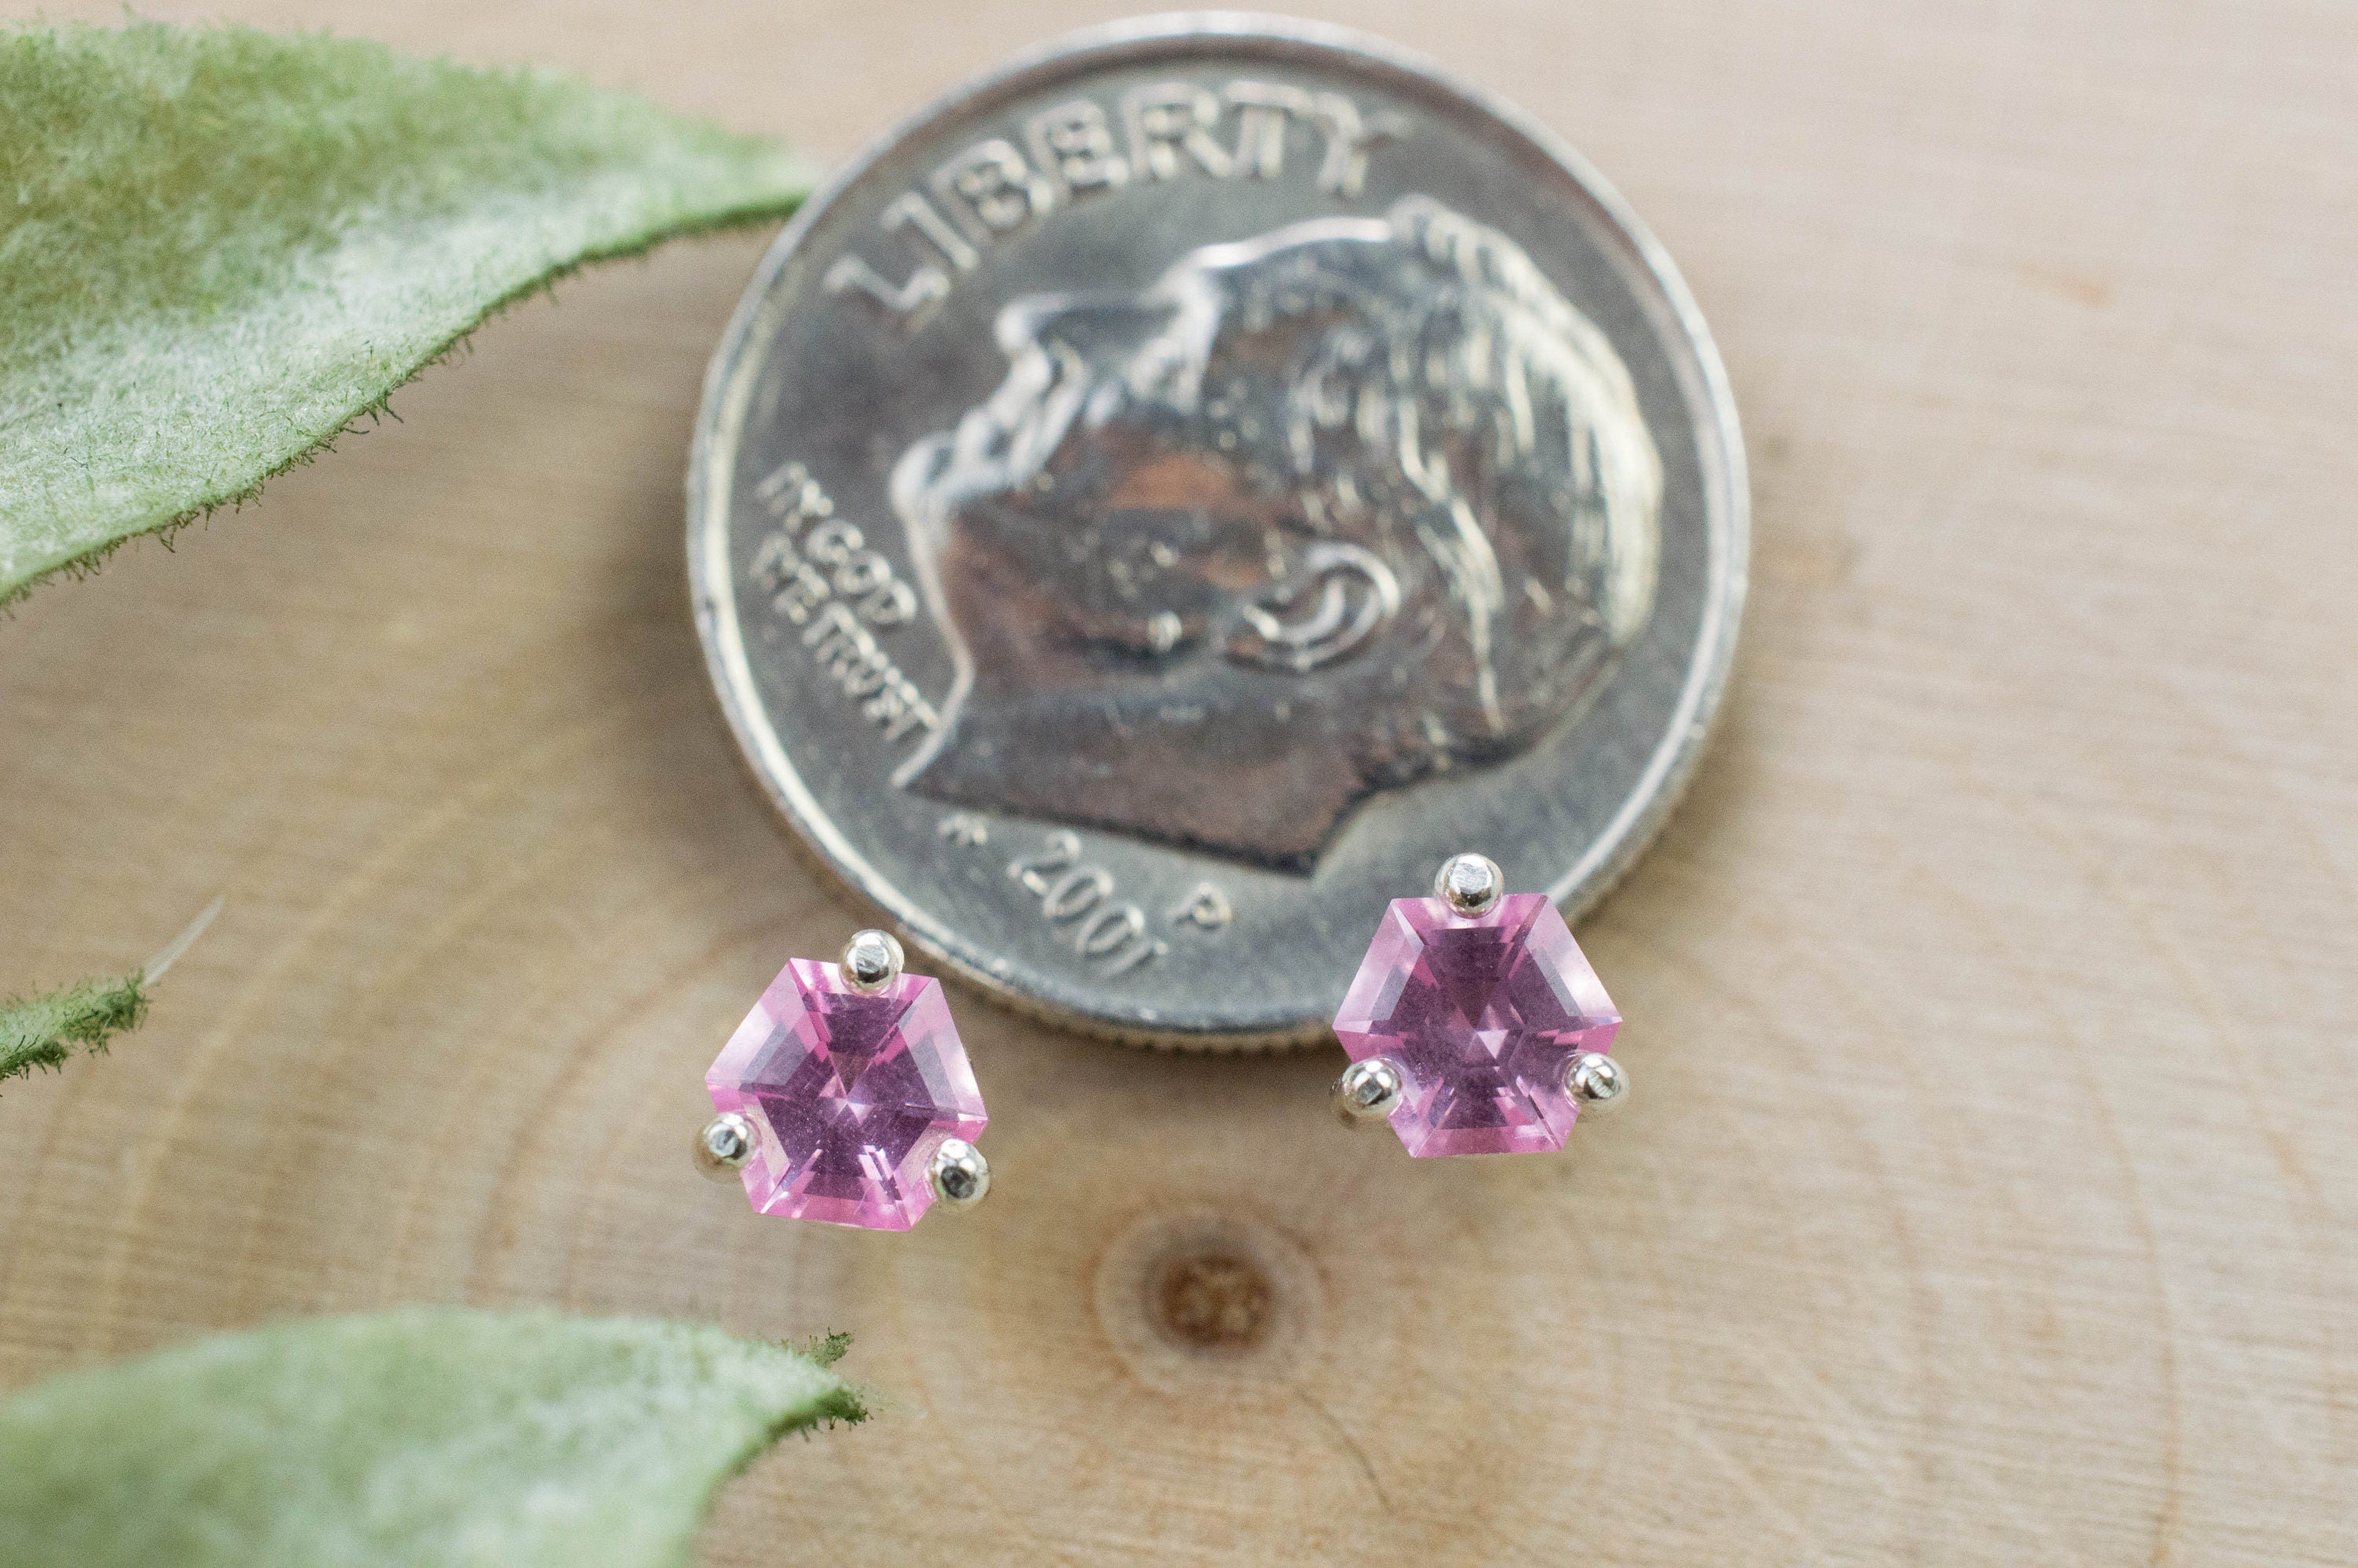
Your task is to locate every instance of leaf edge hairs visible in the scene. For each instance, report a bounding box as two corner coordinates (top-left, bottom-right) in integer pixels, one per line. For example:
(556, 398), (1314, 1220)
(0, 897), (221, 1096)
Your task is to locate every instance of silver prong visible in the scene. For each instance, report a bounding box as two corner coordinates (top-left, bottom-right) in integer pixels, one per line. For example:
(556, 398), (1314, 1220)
(1566, 1052), (1629, 1114)
(694, 1112), (758, 1181)
(927, 1137), (990, 1210)
(1333, 1056), (1405, 1125)
(1434, 853), (1504, 916)
(840, 928), (905, 993)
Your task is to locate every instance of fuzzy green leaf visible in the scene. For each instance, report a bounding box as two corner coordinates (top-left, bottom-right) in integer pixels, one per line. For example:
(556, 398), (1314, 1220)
(0, 972), (147, 1090)
(0, 898), (219, 1095)
(0, 1308), (862, 1568)
(0, 22), (815, 604)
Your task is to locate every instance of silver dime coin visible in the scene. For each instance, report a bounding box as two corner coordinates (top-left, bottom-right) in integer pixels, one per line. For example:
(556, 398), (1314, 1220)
(689, 15), (1746, 1048)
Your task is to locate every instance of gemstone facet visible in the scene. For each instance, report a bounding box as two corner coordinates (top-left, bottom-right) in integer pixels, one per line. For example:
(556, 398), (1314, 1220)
(704, 958), (986, 1228)
(1332, 892), (1620, 1157)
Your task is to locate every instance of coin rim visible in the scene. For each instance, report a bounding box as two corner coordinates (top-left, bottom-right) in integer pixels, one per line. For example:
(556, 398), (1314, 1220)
(687, 10), (1750, 1050)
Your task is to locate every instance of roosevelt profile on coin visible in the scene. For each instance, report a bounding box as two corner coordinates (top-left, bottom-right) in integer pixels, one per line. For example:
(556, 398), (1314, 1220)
(889, 195), (1665, 870)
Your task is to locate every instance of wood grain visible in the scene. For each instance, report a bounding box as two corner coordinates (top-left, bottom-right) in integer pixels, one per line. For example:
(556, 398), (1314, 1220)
(4, 2), (2353, 1562)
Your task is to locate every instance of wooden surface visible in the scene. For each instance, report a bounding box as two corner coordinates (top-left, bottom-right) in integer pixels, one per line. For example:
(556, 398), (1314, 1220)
(5, 2), (2355, 1562)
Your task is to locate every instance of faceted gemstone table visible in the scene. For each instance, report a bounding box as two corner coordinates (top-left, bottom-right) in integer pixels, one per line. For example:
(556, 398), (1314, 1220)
(1333, 892), (1621, 1156)
(705, 959), (985, 1230)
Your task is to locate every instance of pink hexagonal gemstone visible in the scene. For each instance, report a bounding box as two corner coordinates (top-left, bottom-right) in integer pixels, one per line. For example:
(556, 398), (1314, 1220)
(705, 958), (985, 1229)
(1333, 892), (1620, 1157)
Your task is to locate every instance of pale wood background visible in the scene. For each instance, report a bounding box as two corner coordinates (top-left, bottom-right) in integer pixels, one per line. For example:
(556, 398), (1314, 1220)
(5, 2), (2355, 1562)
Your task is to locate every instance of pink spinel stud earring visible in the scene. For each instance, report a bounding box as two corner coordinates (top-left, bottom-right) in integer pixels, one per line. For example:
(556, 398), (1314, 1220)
(1331, 854), (1628, 1155)
(695, 929), (990, 1228)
